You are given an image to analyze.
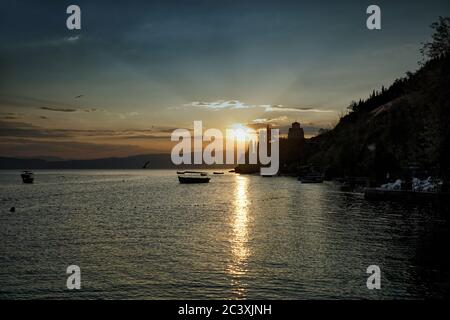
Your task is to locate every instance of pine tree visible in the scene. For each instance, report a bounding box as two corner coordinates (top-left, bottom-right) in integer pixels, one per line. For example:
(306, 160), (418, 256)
(421, 16), (450, 61)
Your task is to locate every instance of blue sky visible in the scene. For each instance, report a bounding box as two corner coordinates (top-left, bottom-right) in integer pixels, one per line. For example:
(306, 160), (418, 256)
(1, 0), (449, 158)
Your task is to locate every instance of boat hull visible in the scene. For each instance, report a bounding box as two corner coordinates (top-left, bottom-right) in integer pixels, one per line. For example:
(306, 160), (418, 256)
(178, 176), (210, 184)
(21, 174), (34, 184)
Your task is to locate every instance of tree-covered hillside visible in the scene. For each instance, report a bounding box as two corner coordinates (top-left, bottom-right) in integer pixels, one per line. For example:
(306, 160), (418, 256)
(304, 17), (450, 183)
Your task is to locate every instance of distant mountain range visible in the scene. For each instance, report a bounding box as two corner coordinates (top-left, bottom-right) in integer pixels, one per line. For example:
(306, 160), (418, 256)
(0, 154), (233, 170)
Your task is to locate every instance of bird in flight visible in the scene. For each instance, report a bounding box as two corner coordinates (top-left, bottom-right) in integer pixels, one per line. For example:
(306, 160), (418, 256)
(74, 95), (84, 99)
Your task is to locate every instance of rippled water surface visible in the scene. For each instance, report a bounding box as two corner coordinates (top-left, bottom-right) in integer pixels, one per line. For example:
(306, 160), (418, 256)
(0, 170), (449, 299)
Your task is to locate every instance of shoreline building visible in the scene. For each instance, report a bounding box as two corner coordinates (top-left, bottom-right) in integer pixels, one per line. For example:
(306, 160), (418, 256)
(288, 121), (304, 140)
(279, 122), (305, 172)
(237, 122), (307, 174)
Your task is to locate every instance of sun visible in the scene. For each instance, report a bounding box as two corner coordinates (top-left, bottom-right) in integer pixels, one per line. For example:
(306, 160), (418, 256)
(227, 123), (255, 142)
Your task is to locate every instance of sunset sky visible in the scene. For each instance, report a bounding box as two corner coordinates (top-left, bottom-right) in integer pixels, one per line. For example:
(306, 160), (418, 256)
(1, 0), (449, 159)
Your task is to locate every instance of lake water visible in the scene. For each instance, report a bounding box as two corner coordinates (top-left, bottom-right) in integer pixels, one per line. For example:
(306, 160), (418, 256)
(0, 170), (449, 299)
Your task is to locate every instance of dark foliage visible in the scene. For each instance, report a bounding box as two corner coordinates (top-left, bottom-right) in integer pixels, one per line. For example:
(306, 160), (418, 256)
(303, 17), (450, 183)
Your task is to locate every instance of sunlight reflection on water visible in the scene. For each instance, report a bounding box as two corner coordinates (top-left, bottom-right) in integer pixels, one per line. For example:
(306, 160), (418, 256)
(228, 175), (250, 298)
(0, 170), (449, 299)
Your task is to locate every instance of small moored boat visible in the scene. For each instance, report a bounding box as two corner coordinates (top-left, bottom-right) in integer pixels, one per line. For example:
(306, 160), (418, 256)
(178, 171), (210, 184)
(21, 171), (34, 184)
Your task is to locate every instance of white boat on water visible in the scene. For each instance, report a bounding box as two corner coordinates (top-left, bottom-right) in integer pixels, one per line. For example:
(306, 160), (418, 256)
(177, 171), (210, 184)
